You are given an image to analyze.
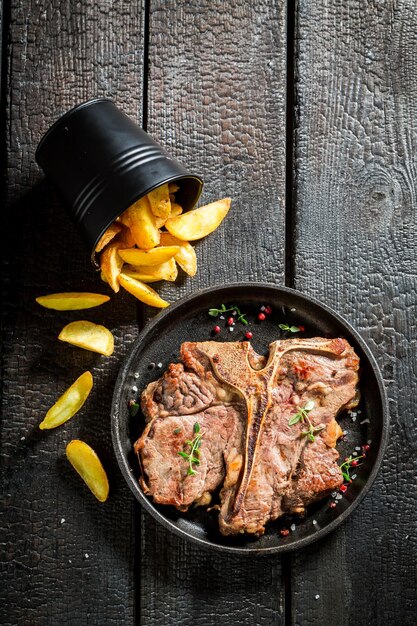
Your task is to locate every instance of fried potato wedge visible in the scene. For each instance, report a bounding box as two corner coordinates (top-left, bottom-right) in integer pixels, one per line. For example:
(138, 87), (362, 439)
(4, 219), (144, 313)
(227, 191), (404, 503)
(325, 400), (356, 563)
(119, 273), (169, 308)
(66, 440), (109, 502)
(118, 245), (180, 266)
(165, 198), (231, 241)
(58, 321), (114, 356)
(123, 258), (178, 282)
(147, 183), (171, 220)
(168, 182), (180, 193)
(95, 223), (122, 253)
(39, 371), (93, 430)
(123, 196), (160, 249)
(117, 224), (136, 247)
(100, 243), (124, 293)
(36, 293), (110, 311)
(160, 232), (197, 277)
(170, 202), (183, 218)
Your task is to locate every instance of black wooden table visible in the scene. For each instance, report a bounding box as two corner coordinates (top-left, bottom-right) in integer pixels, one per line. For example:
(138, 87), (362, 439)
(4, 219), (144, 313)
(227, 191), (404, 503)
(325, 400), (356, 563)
(1, 1), (416, 624)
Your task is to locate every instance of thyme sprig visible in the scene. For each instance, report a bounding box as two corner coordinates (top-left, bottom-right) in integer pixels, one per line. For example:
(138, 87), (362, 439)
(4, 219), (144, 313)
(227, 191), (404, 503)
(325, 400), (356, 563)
(208, 304), (248, 325)
(288, 400), (324, 442)
(339, 454), (364, 482)
(279, 323), (301, 333)
(178, 422), (203, 476)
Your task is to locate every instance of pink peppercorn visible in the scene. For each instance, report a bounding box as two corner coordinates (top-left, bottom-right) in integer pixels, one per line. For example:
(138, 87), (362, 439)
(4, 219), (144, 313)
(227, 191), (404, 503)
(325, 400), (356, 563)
(245, 331), (253, 340)
(227, 317), (234, 326)
(213, 325), (221, 334)
(280, 529), (290, 536)
(340, 484), (348, 493)
(329, 501), (337, 509)
(264, 305), (272, 315)
(258, 312), (266, 321)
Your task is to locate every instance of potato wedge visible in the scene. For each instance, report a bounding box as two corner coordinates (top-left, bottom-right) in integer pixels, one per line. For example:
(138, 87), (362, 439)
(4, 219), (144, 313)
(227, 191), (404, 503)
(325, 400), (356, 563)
(123, 258), (178, 283)
(168, 182), (180, 193)
(36, 293), (110, 311)
(147, 183), (171, 220)
(117, 224), (136, 247)
(160, 232), (197, 276)
(100, 243), (124, 293)
(119, 273), (169, 308)
(165, 198), (231, 241)
(170, 202), (183, 217)
(39, 371), (93, 430)
(58, 321), (114, 356)
(66, 440), (109, 502)
(95, 223), (122, 253)
(118, 246), (180, 266)
(124, 196), (160, 249)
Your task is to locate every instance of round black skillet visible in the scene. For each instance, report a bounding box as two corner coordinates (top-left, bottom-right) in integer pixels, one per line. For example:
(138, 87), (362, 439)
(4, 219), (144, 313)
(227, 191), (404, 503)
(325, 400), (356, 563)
(111, 283), (389, 555)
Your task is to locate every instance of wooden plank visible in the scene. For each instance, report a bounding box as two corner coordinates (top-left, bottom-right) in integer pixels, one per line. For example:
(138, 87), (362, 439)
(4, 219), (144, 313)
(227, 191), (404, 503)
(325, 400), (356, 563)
(140, 1), (288, 624)
(0, 1), (145, 623)
(291, 1), (417, 624)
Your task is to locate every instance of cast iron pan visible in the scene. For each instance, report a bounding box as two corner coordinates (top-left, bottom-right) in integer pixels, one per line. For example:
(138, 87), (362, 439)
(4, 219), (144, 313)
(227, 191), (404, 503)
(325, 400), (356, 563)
(111, 283), (389, 555)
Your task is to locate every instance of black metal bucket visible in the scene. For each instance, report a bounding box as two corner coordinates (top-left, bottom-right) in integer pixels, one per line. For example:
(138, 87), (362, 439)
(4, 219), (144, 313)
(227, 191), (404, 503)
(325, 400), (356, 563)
(35, 98), (204, 265)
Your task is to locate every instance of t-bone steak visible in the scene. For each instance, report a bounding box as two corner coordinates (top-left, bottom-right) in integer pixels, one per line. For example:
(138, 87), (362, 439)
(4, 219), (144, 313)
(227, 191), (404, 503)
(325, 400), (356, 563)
(134, 337), (360, 536)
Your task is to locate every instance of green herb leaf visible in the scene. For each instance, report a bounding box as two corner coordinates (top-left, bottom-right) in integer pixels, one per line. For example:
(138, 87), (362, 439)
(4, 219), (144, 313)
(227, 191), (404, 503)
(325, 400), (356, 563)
(193, 422), (200, 434)
(173, 428), (182, 435)
(178, 429), (204, 476)
(129, 401), (140, 417)
(208, 309), (219, 317)
(279, 323), (301, 333)
(208, 305), (248, 325)
(288, 414), (302, 426)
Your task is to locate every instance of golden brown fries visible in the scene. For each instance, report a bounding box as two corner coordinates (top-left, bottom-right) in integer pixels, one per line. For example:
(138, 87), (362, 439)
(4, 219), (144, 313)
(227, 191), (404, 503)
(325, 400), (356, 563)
(118, 246), (180, 266)
(97, 182), (231, 308)
(123, 258), (178, 283)
(58, 321), (114, 356)
(36, 293), (110, 310)
(118, 274), (169, 308)
(95, 222), (122, 253)
(39, 371), (93, 430)
(66, 440), (109, 502)
(165, 198), (231, 241)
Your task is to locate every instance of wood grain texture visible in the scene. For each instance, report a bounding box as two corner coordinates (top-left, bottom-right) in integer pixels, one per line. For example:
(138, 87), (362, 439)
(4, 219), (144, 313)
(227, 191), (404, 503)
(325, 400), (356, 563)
(0, 1), (145, 623)
(139, 1), (287, 624)
(292, 1), (417, 624)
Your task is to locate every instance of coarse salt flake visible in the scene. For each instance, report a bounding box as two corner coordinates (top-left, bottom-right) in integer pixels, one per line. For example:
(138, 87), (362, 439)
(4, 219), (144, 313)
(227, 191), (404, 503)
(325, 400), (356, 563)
(157, 362), (163, 369)
(60, 518), (65, 524)
(229, 327), (234, 332)
(352, 451), (357, 456)
(331, 492), (337, 498)
(84, 553), (89, 559)
(360, 418), (370, 425)
(132, 386), (138, 392)
(351, 474), (357, 480)
(290, 524), (296, 531)
(336, 494), (343, 500)
(219, 315), (225, 320)
(315, 594), (320, 600)
(313, 519), (318, 526)
(355, 447), (361, 451)
(20, 436), (25, 441)
(291, 308), (296, 312)
(367, 439), (372, 445)
(134, 372), (139, 379)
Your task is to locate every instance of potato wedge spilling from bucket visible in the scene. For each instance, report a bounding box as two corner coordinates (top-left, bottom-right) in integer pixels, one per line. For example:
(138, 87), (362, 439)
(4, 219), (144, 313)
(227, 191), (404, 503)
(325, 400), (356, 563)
(39, 371), (93, 430)
(36, 293), (110, 311)
(123, 258), (178, 283)
(94, 222), (122, 253)
(100, 243), (124, 293)
(160, 233), (197, 277)
(118, 245), (180, 266)
(58, 321), (114, 356)
(66, 440), (109, 502)
(118, 273), (169, 308)
(165, 198), (231, 241)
